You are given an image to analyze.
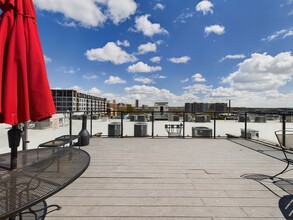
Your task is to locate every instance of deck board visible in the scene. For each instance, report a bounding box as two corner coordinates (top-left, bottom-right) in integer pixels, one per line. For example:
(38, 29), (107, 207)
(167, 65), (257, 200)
(46, 138), (292, 219)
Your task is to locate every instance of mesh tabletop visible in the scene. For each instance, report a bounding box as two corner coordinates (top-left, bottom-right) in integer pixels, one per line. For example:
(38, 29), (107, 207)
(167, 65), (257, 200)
(55, 135), (80, 147)
(55, 135), (79, 141)
(0, 147), (90, 219)
(38, 140), (67, 148)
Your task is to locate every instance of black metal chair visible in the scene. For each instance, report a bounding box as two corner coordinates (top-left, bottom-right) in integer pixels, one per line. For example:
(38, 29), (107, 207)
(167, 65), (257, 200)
(14, 200), (61, 220)
(272, 129), (293, 179)
(165, 124), (183, 137)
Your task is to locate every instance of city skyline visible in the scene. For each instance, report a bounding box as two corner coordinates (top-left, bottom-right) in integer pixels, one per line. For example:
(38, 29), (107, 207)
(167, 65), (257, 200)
(33, 0), (293, 107)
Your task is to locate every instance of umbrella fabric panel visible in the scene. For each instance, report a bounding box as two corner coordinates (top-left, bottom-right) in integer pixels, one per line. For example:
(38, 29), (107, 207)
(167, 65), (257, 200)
(24, 1), (56, 123)
(0, 0), (15, 113)
(0, 0), (56, 125)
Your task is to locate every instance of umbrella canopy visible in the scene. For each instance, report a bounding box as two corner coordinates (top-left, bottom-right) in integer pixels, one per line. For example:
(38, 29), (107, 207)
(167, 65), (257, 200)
(0, 0), (56, 126)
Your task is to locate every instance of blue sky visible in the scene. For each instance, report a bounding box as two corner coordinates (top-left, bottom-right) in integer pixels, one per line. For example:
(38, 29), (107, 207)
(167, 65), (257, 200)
(32, 0), (293, 107)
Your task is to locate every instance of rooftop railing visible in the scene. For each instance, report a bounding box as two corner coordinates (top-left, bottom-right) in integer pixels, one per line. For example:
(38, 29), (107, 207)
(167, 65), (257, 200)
(1, 110), (293, 153)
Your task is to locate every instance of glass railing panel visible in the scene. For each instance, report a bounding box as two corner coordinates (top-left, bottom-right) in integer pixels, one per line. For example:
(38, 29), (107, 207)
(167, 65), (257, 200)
(1, 110), (293, 149)
(0, 123), (10, 154)
(245, 113), (284, 144)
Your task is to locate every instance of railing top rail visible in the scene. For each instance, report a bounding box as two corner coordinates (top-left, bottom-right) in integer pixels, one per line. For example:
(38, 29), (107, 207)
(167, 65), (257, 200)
(54, 109), (293, 117)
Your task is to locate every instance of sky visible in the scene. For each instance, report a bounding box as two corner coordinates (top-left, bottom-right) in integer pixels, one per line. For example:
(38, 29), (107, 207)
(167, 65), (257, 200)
(31, 0), (293, 108)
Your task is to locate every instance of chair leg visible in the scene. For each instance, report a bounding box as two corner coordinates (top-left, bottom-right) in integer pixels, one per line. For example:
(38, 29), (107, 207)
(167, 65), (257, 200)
(46, 204), (62, 215)
(271, 147), (290, 179)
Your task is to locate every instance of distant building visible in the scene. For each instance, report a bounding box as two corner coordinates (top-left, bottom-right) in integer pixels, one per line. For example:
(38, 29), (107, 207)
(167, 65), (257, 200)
(117, 103), (127, 111)
(185, 102), (227, 113)
(135, 99), (139, 108)
(154, 102), (169, 120)
(51, 89), (107, 115)
(107, 100), (118, 118)
(142, 105), (150, 110)
(154, 102), (169, 112)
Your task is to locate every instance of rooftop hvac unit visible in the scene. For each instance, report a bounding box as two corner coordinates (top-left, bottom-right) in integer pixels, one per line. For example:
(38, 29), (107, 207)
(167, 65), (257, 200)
(108, 122), (121, 137)
(137, 115), (146, 122)
(130, 115), (137, 121)
(254, 116), (266, 123)
(192, 127), (212, 138)
(134, 123), (147, 137)
(241, 129), (259, 139)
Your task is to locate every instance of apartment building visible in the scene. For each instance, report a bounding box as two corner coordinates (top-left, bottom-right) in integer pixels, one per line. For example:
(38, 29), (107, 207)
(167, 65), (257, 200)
(51, 89), (107, 115)
(185, 102), (227, 113)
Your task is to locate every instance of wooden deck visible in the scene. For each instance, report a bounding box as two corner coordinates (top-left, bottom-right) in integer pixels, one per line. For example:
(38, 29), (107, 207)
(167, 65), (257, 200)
(46, 137), (292, 219)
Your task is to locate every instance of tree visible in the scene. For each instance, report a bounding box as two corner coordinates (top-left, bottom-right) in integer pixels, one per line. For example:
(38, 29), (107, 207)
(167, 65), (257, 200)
(126, 104), (134, 112)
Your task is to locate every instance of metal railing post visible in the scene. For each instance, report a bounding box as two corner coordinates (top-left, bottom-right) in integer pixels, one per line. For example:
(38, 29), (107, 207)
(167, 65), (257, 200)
(282, 113), (286, 147)
(183, 112), (185, 138)
(214, 112), (216, 139)
(244, 112), (247, 139)
(152, 111), (154, 138)
(69, 111), (72, 136)
(90, 110), (93, 137)
(121, 111), (123, 138)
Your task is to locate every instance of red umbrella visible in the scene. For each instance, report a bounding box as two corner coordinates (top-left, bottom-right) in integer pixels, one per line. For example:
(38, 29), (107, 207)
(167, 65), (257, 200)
(0, 0), (56, 169)
(0, 0), (14, 115)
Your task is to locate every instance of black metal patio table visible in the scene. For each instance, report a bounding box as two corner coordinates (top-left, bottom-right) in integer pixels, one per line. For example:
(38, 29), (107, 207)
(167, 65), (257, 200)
(38, 135), (80, 149)
(0, 147), (90, 219)
(55, 135), (80, 148)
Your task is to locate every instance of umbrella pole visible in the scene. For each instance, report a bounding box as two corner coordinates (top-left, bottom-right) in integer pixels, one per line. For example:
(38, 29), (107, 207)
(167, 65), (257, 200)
(22, 122), (29, 150)
(8, 125), (22, 170)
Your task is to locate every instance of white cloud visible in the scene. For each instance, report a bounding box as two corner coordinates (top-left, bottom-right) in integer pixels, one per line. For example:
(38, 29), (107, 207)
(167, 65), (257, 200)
(57, 66), (80, 74)
(34, 0), (107, 28)
(205, 25), (225, 36)
(125, 85), (160, 94)
(85, 42), (137, 65)
(168, 56), (191, 64)
(284, 30), (293, 38)
(57, 20), (77, 28)
(83, 74), (98, 80)
(65, 86), (106, 99)
(182, 84), (244, 105)
(44, 55), (52, 63)
(154, 3), (165, 10)
(183, 84), (212, 94)
(192, 73), (206, 82)
(104, 76), (126, 84)
(106, 0), (137, 25)
(181, 78), (189, 83)
(70, 86), (103, 98)
(261, 29), (293, 41)
(206, 88), (293, 108)
(150, 56), (161, 63)
(281, 0), (293, 7)
(219, 54), (246, 62)
(174, 9), (194, 24)
(138, 42), (157, 54)
(222, 52), (293, 92)
(133, 77), (154, 84)
(196, 0), (213, 15)
(209, 87), (240, 99)
(132, 14), (168, 37)
(69, 85), (83, 92)
(66, 84), (200, 106)
(124, 85), (197, 106)
(152, 74), (167, 79)
(34, 0), (137, 27)
(88, 87), (102, 95)
(127, 62), (162, 73)
(116, 40), (130, 47)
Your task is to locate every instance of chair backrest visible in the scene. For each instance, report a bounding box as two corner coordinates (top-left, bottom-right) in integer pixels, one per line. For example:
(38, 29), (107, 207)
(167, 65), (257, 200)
(275, 129), (293, 150)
